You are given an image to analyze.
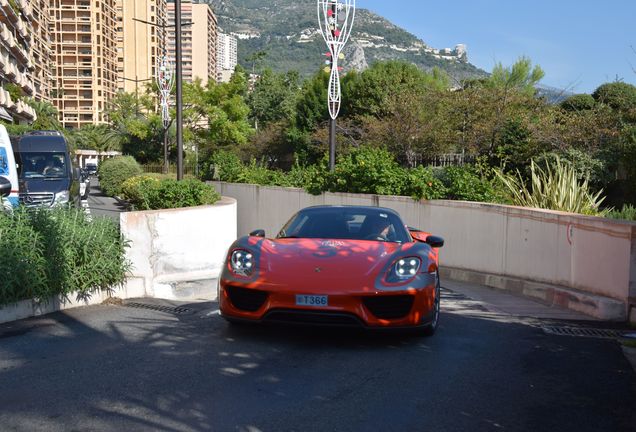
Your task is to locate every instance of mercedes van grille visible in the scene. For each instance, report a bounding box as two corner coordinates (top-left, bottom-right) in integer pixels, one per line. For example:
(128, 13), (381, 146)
(19, 192), (54, 207)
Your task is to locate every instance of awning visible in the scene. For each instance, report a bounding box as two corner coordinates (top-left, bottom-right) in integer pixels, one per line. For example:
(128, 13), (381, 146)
(0, 106), (12, 122)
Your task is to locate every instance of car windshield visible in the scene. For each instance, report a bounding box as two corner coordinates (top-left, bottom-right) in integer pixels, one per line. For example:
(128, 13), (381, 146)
(15, 152), (68, 179)
(277, 207), (411, 243)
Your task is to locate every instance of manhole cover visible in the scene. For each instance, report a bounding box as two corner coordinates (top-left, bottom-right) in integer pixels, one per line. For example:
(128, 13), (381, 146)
(542, 326), (625, 339)
(124, 302), (193, 315)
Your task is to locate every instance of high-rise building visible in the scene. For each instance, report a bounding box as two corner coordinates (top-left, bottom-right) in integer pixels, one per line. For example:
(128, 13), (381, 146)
(116, 0), (167, 95)
(167, 0), (217, 85)
(0, 0), (37, 122)
(30, 0), (53, 103)
(50, 0), (119, 129)
(216, 32), (237, 83)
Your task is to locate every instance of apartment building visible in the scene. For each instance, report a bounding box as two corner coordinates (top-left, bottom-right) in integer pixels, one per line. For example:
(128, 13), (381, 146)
(0, 0), (37, 123)
(216, 32), (237, 83)
(116, 0), (167, 94)
(50, 0), (118, 129)
(167, 0), (217, 86)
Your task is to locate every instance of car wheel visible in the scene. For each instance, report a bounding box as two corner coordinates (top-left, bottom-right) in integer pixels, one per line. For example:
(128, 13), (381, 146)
(421, 270), (441, 336)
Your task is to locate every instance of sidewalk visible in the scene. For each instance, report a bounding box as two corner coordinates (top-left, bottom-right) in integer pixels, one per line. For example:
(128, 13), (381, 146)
(442, 278), (597, 321)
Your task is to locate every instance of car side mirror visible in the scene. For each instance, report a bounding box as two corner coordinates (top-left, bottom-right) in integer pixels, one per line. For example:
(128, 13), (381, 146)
(426, 235), (444, 248)
(0, 176), (10, 198)
(73, 167), (81, 180)
(250, 229), (265, 238)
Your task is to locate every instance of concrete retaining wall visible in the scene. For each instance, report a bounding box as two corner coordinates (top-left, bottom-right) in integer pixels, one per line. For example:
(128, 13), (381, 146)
(0, 197), (237, 324)
(211, 182), (636, 321)
(120, 197), (237, 300)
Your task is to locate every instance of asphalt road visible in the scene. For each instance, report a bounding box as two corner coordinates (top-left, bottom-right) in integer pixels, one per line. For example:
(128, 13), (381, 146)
(0, 291), (635, 432)
(85, 177), (126, 222)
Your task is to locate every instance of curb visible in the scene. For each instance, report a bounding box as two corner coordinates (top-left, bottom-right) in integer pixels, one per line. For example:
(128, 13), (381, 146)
(440, 267), (627, 321)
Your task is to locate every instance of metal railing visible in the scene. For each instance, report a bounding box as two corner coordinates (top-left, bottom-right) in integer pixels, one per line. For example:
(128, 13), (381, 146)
(142, 163), (199, 177)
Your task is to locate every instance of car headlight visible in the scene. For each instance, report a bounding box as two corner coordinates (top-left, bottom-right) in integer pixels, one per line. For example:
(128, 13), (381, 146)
(230, 249), (255, 276)
(54, 191), (69, 205)
(386, 256), (421, 283)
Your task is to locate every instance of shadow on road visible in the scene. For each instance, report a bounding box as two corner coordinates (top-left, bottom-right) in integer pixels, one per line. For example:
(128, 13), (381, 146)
(0, 300), (635, 432)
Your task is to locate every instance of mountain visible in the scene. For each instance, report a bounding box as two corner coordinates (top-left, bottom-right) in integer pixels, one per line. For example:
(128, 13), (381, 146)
(205, 0), (487, 81)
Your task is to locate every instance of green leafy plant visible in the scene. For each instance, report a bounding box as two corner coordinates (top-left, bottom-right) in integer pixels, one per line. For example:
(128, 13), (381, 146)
(437, 165), (501, 202)
(606, 204), (636, 221)
(495, 156), (607, 215)
(0, 208), (128, 306)
(122, 176), (220, 210)
(0, 208), (48, 304)
(98, 156), (143, 197)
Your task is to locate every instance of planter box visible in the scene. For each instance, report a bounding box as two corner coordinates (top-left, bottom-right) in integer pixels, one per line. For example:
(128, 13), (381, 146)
(120, 197), (237, 300)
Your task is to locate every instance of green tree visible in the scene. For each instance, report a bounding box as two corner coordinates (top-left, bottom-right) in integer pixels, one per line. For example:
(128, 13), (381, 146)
(247, 69), (300, 129)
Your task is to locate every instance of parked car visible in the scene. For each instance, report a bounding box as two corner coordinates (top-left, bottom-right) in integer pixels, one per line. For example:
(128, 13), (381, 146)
(219, 205), (445, 335)
(12, 131), (81, 208)
(85, 162), (98, 176)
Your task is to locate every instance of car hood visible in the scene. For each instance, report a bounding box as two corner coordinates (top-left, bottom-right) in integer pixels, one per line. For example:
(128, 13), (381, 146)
(19, 178), (70, 194)
(253, 238), (418, 293)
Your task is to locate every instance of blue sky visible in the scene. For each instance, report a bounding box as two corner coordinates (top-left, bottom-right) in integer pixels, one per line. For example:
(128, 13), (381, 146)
(361, 0), (636, 93)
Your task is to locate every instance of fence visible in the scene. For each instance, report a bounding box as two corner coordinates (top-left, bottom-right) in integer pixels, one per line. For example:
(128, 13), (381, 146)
(141, 163), (199, 177)
(415, 153), (474, 168)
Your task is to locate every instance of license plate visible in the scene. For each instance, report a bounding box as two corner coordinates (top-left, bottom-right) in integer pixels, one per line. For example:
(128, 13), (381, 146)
(296, 295), (328, 307)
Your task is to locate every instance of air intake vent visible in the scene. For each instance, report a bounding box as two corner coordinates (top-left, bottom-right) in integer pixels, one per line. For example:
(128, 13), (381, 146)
(362, 295), (414, 320)
(226, 286), (268, 312)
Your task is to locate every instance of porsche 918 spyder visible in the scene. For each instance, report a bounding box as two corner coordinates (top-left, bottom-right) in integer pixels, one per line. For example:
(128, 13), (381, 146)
(219, 206), (444, 335)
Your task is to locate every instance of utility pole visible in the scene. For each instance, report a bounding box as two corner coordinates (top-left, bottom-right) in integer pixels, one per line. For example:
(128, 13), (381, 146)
(174, 0), (184, 180)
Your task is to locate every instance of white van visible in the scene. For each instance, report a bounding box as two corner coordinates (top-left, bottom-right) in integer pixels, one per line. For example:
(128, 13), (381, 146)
(0, 124), (18, 208)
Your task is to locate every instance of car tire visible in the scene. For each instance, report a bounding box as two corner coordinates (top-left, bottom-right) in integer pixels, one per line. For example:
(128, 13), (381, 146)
(420, 270), (441, 336)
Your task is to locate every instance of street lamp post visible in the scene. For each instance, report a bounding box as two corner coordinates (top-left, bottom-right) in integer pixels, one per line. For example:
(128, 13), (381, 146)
(132, 14), (192, 180)
(317, 0), (355, 171)
(174, 0), (184, 180)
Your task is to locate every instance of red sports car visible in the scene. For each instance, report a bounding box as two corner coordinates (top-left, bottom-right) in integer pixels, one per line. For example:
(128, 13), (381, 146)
(218, 206), (444, 335)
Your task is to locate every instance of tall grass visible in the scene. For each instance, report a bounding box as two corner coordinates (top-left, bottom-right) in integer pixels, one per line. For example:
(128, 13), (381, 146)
(0, 207), (129, 306)
(495, 156), (607, 215)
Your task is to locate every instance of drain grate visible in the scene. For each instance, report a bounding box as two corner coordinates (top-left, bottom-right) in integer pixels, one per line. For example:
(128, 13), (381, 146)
(124, 302), (193, 315)
(542, 326), (625, 339)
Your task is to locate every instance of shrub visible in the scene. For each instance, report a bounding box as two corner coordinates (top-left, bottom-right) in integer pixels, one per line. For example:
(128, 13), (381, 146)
(0, 208), (129, 306)
(495, 156), (607, 215)
(331, 146), (405, 195)
(438, 166), (500, 202)
(560, 94), (596, 111)
(122, 176), (220, 210)
(592, 82), (636, 113)
(205, 150), (246, 182)
(0, 208), (48, 304)
(606, 204), (636, 221)
(98, 156), (142, 197)
(402, 166), (447, 200)
(239, 159), (289, 186)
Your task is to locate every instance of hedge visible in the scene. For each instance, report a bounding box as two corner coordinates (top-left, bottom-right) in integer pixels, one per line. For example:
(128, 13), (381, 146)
(98, 156), (143, 197)
(121, 175), (221, 210)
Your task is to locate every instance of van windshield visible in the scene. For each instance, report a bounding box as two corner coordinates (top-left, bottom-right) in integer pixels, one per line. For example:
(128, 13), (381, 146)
(15, 152), (68, 179)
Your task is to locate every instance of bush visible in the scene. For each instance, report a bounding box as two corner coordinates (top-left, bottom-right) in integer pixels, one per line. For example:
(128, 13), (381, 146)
(592, 82), (636, 113)
(0, 209), (48, 304)
(331, 146), (405, 195)
(0, 208), (129, 306)
(401, 166), (447, 200)
(122, 176), (221, 210)
(560, 94), (596, 111)
(495, 157), (607, 215)
(606, 204), (636, 221)
(98, 156), (142, 197)
(205, 150), (246, 182)
(438, 166), (500, 202)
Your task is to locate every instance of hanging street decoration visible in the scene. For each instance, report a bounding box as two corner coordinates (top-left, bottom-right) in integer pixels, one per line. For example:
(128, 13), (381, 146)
(317, 0), (355, 120)
(156, 54), (175, 130)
